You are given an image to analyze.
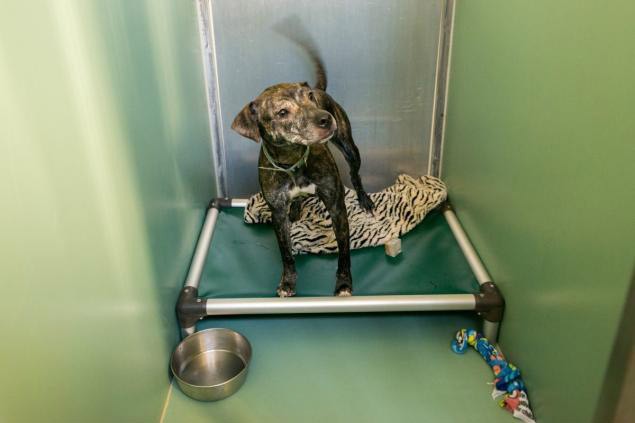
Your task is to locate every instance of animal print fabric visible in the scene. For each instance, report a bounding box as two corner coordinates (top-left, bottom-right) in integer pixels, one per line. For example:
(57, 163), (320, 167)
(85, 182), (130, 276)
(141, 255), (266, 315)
(243, 174), (447, 255)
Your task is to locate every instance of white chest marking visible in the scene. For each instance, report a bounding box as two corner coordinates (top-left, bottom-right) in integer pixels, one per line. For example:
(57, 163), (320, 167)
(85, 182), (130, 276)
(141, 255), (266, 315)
(288, 183), (316, 199)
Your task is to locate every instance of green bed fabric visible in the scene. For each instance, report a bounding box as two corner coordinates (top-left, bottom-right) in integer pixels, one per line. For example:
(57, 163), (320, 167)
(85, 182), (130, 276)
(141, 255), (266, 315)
(199, 207), (479, 298)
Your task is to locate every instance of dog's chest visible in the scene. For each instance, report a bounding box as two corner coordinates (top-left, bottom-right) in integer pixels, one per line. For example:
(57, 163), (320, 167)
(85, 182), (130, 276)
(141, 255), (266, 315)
(288, 183), (316, 199)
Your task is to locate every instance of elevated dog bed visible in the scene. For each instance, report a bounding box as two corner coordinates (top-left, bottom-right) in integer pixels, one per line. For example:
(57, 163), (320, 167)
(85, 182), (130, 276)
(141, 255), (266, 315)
(198, 205), (477, 299)
(243, 174), (447, 254)
(176, 178), (504, 346)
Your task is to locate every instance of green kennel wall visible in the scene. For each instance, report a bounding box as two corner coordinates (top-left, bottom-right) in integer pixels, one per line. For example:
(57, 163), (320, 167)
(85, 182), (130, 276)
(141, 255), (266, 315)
(442, 1), (635, 422)
(0, 1), (214, 421)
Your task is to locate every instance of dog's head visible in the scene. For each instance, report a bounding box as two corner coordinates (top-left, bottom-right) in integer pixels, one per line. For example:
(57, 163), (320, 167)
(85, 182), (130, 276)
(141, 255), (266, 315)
(231, 82), (336, 145)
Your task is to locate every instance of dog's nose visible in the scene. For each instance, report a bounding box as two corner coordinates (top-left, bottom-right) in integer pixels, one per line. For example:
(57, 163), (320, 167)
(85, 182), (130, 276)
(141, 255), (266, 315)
(317, 113), (332, 128)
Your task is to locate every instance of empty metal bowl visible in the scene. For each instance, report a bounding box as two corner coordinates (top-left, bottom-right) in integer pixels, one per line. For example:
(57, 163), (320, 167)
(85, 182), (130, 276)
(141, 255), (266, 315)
(170, 328), (252, 401)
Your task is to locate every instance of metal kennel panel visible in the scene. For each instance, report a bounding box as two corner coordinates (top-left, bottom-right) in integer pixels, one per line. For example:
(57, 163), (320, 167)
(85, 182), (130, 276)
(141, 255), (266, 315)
(197, 0), (451, 197)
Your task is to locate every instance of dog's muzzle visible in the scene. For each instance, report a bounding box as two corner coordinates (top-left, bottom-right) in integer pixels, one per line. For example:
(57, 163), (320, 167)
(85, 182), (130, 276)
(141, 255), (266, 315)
(313, 111), (337, 144)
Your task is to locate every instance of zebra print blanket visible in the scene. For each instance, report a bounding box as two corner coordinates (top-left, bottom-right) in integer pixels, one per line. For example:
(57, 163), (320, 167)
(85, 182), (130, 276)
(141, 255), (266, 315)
(244, 174), (447, 255)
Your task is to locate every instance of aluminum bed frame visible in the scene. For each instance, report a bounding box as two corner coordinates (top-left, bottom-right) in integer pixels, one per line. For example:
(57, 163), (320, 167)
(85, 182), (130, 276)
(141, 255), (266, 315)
(176, 198), (504, 343)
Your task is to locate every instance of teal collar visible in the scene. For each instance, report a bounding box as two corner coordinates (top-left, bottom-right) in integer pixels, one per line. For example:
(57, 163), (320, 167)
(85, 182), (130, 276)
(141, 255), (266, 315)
(259, 143), (310, 184)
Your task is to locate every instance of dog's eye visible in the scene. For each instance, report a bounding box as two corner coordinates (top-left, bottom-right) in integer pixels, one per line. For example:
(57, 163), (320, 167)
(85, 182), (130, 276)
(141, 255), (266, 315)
(308, 91), (315, 101)
(276, 109), (288, 118)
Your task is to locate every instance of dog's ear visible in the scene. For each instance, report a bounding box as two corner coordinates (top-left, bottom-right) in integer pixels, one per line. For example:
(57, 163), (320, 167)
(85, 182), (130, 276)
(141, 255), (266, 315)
(231, 101), (260, 142)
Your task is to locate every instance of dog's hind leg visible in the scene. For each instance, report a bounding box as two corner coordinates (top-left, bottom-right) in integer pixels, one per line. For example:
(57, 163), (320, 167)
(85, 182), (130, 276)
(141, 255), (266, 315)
(331, 134), (374, 213)
(318, 94), (374, 212)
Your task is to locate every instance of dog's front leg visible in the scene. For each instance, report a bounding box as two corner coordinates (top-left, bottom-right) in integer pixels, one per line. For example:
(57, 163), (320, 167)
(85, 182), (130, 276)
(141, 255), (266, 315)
(270, 204), (297, 297)
(317, 182), (353, 296)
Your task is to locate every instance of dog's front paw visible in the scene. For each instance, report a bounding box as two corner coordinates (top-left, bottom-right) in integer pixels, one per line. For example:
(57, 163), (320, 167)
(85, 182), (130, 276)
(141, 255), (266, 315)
(335, 288), (352, 297)
(277, 271), (297, 298)
(276, 285), (296, 298)
(334, 272), (352, 297)
(357, 191), (375, 213)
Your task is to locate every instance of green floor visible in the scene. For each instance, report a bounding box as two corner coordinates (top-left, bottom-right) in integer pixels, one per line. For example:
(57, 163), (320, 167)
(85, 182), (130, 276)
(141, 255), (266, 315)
(163, 208), (511, 422)
(163, 313), (513, 423)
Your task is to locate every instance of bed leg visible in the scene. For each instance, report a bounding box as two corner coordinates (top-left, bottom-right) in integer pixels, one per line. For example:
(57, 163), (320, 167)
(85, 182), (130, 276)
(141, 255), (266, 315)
(483, 321), (500, 344)
(177, 286), (207, 338)
(475, 282), (504, 344)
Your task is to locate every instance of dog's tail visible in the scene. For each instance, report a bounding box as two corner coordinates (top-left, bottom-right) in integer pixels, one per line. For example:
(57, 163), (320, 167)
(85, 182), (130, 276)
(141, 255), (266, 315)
(304, 42), (327, 91)
(273, 17), (327, 91)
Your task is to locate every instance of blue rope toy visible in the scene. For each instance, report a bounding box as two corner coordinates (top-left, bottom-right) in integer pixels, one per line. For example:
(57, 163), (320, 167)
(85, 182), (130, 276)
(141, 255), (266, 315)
(452, 329), (536, 423)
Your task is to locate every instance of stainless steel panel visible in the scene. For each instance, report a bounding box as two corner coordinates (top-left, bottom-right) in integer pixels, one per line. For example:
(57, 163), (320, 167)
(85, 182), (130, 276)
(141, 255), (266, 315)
(210, 0), (445, 196)
(196, 0), (228, 195)
(430, 0), (455, 176)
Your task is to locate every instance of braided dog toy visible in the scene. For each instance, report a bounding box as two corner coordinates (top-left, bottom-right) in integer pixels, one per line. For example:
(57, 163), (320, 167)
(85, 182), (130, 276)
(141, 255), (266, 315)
(452, 329), (536, 423)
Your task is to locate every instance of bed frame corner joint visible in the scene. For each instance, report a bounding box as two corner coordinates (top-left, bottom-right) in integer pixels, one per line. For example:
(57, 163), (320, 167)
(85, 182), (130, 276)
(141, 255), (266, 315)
(439, 199), (453, 212)
(177, 286), (207, 329)
(207, 197), (233, 210)
(475, 281), (505, 323)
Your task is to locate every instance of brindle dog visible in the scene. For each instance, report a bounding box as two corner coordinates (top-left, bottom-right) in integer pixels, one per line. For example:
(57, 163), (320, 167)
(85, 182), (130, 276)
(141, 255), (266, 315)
(231, 39), (373, 297)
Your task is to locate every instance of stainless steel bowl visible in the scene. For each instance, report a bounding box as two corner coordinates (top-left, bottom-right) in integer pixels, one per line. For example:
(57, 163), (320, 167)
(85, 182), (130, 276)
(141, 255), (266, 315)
(170, 328), (252, 401)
